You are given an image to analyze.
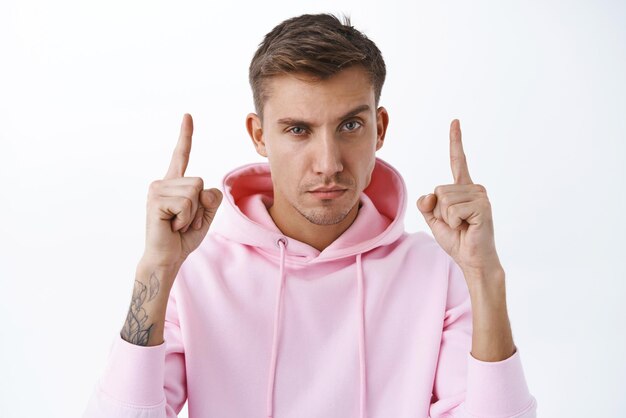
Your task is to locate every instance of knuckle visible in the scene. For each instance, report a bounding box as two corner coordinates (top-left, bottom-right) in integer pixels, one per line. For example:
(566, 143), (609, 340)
(192, 177), (204, 192)
(185, 186), (201, 204)
(148, 180), (161, 194)
(474, 183), (487, 193)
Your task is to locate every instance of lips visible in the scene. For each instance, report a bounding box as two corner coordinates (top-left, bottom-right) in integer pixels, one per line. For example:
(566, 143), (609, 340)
(308, 186), (347, 199)
(310, 187), (346, 192)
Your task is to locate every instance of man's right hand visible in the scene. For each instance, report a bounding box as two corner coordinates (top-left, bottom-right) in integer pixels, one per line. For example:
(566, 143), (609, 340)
(142, 113), (223, 276)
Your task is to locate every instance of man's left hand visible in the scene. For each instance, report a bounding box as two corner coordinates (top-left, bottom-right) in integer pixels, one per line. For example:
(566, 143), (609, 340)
(416, 119), (503, 283)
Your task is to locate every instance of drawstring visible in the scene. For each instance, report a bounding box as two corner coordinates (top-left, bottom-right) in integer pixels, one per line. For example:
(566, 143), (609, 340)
(265, 239), (368, 418)
(356, 252), (367, 418)
(266, 238), (287, 418)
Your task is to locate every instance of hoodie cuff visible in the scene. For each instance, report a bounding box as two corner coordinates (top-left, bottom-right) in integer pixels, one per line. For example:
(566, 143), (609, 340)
(98, 334), (167, 406)
(464, 348), (536, 417)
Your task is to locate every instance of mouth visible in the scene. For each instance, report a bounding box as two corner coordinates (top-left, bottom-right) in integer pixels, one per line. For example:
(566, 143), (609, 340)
(307, 187), (348, 199)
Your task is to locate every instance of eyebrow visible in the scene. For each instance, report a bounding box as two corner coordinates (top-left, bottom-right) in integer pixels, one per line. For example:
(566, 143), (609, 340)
(276, 104), (371, 127)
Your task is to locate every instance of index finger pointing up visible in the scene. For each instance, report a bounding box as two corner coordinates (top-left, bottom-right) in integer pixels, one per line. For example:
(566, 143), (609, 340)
(165, 113), (193, 179)
(449, 119), (473, 185)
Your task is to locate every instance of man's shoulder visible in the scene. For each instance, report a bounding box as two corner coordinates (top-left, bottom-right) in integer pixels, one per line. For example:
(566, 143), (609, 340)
(401, 230), (440, 249)
(182, 231), (237, 265)
(389, 230), (449, 261)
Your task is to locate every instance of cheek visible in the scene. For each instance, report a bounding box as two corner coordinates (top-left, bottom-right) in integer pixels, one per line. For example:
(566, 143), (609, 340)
(361, 169), (373, 190)
(271, 157), (300, 192)
(351, 146), (376, 180)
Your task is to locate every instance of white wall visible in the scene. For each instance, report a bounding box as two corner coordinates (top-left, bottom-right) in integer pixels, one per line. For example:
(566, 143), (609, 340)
(1, 1), (624, 417)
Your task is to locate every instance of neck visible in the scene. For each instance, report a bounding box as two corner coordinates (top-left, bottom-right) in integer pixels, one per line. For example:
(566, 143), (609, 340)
(268, 201), (360, 252)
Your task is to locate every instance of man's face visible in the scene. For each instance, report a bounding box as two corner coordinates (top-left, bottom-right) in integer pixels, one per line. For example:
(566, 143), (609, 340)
(246, 65), (389, 226)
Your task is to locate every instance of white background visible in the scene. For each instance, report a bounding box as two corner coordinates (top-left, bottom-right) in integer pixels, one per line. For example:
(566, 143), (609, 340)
(1, 1), (625, 417)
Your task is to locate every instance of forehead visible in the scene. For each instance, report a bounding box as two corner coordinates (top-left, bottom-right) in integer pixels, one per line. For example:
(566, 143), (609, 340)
(263, 66), (375, 122)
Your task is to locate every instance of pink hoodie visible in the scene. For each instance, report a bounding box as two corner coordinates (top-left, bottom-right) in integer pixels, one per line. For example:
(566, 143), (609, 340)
(83, 158), (537, 418)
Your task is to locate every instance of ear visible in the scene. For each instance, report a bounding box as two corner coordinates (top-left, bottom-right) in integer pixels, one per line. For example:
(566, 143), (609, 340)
(375, 106), (389, 151)
(246, 112), (267, 157)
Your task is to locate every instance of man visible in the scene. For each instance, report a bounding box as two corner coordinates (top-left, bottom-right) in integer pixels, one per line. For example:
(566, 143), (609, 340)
(83, 13), (537, 418)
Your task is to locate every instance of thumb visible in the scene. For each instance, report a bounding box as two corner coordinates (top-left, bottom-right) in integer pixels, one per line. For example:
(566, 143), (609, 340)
(200, 188), (223, 218)
(417, 194), (437, 227)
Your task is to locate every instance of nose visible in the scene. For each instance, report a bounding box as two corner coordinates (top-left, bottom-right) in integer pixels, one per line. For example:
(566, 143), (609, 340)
(312, 130), (343, 176)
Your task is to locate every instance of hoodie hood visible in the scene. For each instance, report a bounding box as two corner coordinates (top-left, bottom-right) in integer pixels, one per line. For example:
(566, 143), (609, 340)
(212, 157), (408, 263)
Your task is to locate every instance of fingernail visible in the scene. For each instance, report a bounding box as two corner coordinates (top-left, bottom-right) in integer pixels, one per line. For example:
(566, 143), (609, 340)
(194, 217), (202, 229)
(206, 191), (215, 204)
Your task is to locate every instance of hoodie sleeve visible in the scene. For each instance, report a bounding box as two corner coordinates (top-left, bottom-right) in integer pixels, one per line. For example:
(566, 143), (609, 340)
(82, 288), (187, 418)
(429, 257), (538, 418)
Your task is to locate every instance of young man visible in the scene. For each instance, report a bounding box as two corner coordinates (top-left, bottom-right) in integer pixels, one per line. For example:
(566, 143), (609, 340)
(83, 13), (537, 418)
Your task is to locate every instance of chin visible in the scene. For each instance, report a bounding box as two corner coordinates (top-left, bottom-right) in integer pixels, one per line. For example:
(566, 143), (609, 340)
(302, 209), (352, 226)
(297, 194), (359, 226)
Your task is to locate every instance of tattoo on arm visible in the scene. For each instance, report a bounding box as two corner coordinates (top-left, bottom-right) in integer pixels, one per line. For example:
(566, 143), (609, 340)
(121, 272), (160, 346)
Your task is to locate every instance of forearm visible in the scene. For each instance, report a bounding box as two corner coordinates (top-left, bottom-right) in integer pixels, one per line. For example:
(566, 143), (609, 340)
(466, 268), (516, 362)
(120, 259), (180, 347)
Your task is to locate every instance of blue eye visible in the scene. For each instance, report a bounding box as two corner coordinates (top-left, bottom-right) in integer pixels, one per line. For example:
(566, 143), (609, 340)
(289, 127), (307, 135)
(343, 121), (362, 131)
